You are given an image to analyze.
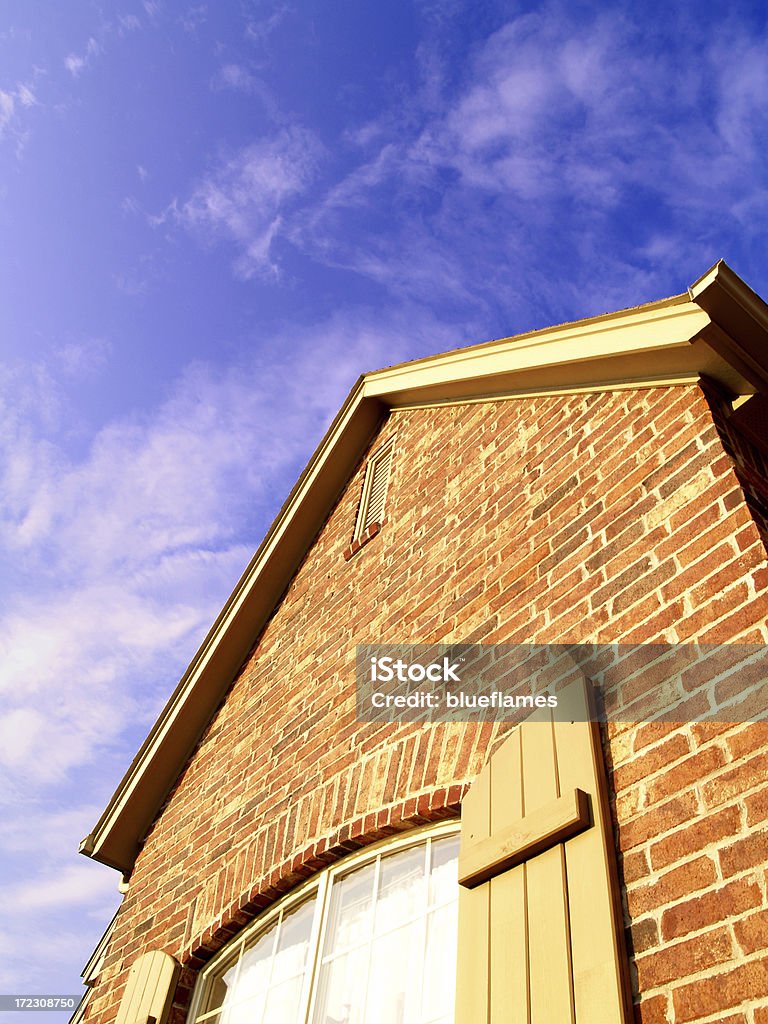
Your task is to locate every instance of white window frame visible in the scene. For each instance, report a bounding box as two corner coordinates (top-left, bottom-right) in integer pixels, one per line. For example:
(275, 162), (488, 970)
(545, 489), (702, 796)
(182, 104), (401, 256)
(188, 820), (460, 1024)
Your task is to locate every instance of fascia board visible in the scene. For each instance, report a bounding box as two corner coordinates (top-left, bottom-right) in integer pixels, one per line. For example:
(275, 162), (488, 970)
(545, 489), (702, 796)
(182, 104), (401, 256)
(362, 301), (711, 406)
(81, 911), (118, 983)
(690, 260), (768, 391)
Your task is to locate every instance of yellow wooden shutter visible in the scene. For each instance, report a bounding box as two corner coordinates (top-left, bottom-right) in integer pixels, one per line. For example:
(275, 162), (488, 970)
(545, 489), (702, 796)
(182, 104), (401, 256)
(115, 950), (180, 1024)
(455, 677), (633, 1023)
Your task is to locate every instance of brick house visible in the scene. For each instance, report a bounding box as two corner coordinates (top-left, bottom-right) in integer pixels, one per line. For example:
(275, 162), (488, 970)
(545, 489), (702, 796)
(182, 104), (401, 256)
(77, 260), (768, 1024)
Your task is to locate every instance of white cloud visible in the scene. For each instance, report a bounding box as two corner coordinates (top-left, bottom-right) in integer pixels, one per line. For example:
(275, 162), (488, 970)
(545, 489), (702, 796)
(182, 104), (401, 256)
(56, 338), (112, 378)
(288, 6), (768, 320)
(2, 861), (118, 914)
(0, 799), (121, 993)
(176, 126), (324, 277)
(0, 802), (107, 855)
(0, 90), (14, 133)
(118, 13), (142, 34)
(0, 855), (119, 994)
(180, 4), (207, 33)
(16, 82), (36, 107)
(212, 63), (257, 93)
(245, 6), (290, 45)
(0, 79), (41, 154)
(64, 37), (101, 77)
(64, 53), (86, 77)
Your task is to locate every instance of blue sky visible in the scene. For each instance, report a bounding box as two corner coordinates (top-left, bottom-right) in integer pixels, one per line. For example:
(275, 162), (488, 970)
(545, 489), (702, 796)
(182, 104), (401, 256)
(0, 0), (767, 1015)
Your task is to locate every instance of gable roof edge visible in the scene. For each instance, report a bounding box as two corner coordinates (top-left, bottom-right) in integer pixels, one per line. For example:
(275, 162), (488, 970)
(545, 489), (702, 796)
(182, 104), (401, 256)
(80, 261), (768, 873)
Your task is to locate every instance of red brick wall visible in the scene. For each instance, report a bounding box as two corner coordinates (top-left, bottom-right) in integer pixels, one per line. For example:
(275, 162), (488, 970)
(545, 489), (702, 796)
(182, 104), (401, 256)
(85, 383), (768, 1024)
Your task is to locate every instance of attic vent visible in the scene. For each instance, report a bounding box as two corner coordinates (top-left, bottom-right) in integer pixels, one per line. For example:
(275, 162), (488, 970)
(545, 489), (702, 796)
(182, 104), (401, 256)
(354, 438), (394, 541)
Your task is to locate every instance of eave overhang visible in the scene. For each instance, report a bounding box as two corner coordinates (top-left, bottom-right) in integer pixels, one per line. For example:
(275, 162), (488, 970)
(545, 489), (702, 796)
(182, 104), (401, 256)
(80, 260), (768, 874)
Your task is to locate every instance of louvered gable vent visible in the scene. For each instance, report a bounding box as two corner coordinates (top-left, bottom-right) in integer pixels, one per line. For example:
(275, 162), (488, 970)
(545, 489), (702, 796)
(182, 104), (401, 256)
(354, 438), (394, 540)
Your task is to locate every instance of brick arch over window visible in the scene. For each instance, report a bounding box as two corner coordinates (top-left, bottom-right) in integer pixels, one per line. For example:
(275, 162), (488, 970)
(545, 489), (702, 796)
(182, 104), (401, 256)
(182, 790), (467, 967)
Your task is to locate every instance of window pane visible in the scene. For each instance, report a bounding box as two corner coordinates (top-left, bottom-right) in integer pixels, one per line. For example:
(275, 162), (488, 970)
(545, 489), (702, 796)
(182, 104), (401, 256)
(213, 896), (317, 1024)
(200, 954), (240, 1017)
(272, 899), (315, 984)
(323, 861), (376, 954)
(313, 836), (459, 1024)
(421, 903), (458, 1023)
(226, 997), (264, 1024)
(366, 920), (424, 1024)
(375, 845), (425, 935)
(262, 976), (305, 1024)
(226, 921), (276, 1013)
(429, 836), (459, 907)
(311, 945), (368, 1024)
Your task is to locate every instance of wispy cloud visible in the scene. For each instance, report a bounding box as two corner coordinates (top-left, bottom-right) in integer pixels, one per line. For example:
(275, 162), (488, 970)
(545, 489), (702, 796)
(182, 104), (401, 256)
(0, 79), (38, 146)
(244, 6), (290, 45)
(212, 63), (258, 93)
(290, 6), (768, 321)
(56, 338), (112, 378)
(179, 3), (207, 34)
(64, 53), (86, 76)
(0, 848), (119, 992)
(118, 13), (142, 35)
(0, 90), (14, 133)
(64, 37), (100, 77)
(174, 126), (324, 278)
(16, 82), (36, 107)
(1, 861), (117, 914)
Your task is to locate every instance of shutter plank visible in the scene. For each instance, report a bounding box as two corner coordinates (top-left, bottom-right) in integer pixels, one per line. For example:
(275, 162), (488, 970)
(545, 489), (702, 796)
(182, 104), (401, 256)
(554, 679), (633, 1023)
(455, 762), (491, 1023)
(115, 951), (180, 1024)
(489, 728), (529, 1024)
(522, 713), (575, 1024)
(119, 954), (148, 1024)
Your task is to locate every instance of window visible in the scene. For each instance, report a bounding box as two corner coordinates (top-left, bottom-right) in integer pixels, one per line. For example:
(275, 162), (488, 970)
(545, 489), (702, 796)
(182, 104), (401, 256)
(190, 824), (459, 1024)
(353, 438), (395, 542)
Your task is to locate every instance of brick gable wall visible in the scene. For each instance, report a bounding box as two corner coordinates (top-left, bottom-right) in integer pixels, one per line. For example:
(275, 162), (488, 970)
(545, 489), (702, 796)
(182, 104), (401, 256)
(84, 383), (768, 1024)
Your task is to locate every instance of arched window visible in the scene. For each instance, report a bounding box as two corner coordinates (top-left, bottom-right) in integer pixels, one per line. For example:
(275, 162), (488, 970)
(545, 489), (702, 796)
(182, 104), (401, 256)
(190, 823), (460, 1024)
